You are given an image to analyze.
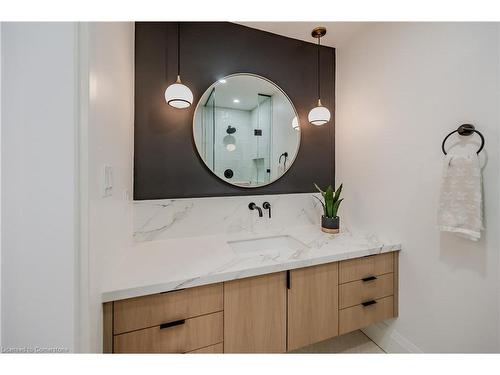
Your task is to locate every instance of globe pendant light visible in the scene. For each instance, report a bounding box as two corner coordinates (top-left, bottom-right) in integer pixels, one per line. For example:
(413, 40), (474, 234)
(308, 27), (331, 126)
(164, 23), (193, 109)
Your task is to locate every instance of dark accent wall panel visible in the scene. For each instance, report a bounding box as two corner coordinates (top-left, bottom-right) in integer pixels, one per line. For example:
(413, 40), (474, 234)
(134, 22), (335, 199)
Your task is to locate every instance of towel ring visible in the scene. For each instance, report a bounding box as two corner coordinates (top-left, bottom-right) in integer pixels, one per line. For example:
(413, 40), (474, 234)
(442, 124), (484, 155)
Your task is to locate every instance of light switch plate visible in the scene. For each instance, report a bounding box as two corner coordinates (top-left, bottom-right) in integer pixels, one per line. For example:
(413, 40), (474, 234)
(102, 165), (113, 197)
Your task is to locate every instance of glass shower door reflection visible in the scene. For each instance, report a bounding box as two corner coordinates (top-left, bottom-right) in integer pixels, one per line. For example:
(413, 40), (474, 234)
(255, 94), (272, 185)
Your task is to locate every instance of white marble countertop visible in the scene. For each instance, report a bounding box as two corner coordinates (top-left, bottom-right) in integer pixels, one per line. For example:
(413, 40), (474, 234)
(101, 225), (401, 302)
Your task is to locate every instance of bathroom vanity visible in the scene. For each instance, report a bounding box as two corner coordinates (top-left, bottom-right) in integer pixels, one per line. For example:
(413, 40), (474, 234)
(102, 236), (399, 354)
(116, 23), (398, 353)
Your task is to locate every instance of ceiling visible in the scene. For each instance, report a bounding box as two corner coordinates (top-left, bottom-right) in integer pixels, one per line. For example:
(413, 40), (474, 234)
(236, 22), (369, 48)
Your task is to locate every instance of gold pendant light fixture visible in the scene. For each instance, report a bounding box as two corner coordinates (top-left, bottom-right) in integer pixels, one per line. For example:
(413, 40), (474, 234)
(308, 26), (331, 126)
(164, 22), (193, 109)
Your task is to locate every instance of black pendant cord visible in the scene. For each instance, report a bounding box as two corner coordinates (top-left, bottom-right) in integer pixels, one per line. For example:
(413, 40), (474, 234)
(177, 22), (181, 77)
(317, 37), (321, 101)
(164, 23), (168, 81)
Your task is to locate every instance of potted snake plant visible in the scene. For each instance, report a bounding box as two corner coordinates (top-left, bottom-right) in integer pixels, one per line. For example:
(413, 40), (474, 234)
(314, 183), (343, 234)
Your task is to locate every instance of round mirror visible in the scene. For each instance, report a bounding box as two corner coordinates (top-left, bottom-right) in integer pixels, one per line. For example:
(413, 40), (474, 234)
(193, 74), (301, 188)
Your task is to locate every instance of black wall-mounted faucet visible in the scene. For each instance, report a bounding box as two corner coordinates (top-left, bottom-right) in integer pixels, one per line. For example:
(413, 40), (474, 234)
(248, 202), (263, 217)
(263, 202), (271, 218)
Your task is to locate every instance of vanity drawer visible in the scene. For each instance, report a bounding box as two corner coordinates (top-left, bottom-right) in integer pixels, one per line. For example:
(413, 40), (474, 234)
(339, 296), (394, 335)
(113, 283), (223, 334)
(114, 311), (223, 353)
(339, 273), (394, 309)
(187, 342), (223, 354)
(339, 253), (393, 284)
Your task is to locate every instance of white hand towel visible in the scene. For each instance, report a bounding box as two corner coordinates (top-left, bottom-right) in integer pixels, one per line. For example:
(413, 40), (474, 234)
(438, 153), (483, 241)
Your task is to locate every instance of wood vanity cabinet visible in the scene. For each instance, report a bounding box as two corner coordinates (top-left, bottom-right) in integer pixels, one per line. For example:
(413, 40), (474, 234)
(287, 262), (339, 351)
(338, 252), (398, 335)
(104, 251), (399, 353)
(224, 272), (287, 353)
(108, 283), (224, 353)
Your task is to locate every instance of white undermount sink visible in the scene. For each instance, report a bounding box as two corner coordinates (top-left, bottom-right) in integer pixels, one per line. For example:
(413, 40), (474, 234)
(227, 235), (309, 256)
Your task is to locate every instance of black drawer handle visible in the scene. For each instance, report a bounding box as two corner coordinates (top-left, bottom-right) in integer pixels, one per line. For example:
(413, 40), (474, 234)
(362, 276), (377, 282)
(160, 319), (185, 329)
(286, 270), (291, 289)
(362, 300), (377, 307)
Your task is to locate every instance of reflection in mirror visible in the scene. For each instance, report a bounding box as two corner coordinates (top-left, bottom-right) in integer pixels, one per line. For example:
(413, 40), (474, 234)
(193, 74), (301, 188)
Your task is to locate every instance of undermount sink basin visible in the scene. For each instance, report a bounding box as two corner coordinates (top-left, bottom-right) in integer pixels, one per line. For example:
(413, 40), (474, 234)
(228, 235), (309, 256)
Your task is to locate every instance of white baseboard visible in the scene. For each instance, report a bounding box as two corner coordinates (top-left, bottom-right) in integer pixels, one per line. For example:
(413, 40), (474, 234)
(362, 320), (423, 353)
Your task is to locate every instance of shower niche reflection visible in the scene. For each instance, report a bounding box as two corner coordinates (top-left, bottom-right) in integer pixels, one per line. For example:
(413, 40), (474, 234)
(193, 74), (301, 188)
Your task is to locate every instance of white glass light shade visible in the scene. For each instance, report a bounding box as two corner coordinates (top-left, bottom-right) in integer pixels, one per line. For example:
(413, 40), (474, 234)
(292, 116), (300, 131)
(164, 76), (193, 109)
(308, 99), (331, 126)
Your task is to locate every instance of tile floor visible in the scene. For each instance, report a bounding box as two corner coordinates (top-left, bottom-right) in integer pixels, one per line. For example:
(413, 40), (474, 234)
(291, 330), (385, 353)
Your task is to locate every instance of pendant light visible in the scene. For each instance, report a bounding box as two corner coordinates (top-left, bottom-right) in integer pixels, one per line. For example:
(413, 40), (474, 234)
(164, 23), (193, 109)
(308, 27), (331, 126)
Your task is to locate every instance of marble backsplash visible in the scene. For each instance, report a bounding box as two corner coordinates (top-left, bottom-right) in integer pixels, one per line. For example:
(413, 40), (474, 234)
(134, 193), (324, 242)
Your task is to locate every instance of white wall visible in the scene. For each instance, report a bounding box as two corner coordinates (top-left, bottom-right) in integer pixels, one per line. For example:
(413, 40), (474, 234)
(80, 22), (135, 352)
(1, 23), (79, 352)
(0, 22), (3, 348)
(337, 22), (500, 352)
(0, 21), (134, 354)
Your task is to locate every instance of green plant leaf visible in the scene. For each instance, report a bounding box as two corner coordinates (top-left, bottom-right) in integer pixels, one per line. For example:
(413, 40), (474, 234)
(313, 195), (327, 216)
(313, 183), (342, 218)
(332, 198), (343, 217)
(314, 182), (326, 197)
(325, 185), (334, 197)
(333, 183), (343, 203)
(325, 185), (334, 217)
